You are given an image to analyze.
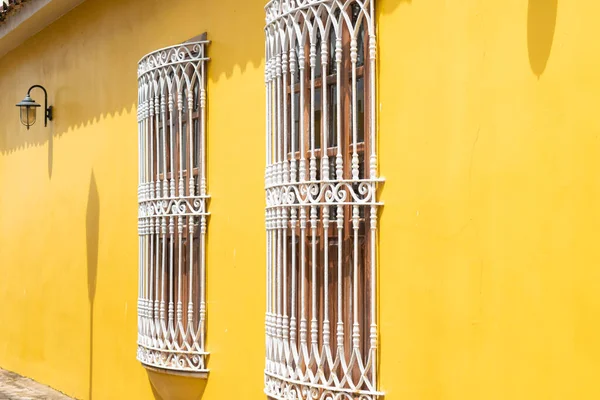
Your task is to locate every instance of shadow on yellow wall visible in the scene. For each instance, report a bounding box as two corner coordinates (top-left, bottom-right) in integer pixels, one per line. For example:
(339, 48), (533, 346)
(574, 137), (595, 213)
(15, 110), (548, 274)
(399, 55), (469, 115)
(147, 370), (207, 400)
(86, 172), (99, 399)
(527, 0), (558, 77)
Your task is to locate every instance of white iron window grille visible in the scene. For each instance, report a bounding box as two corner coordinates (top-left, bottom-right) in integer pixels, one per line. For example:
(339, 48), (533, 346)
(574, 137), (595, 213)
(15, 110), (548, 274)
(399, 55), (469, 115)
(137, 36), (210, 374)
(265, 1), (382, 399)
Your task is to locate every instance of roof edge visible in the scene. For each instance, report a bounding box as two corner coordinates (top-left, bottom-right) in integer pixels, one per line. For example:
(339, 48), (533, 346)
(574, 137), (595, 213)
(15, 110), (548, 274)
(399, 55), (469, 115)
(0, 0), (84, 59)
(0, 1), (32, 24)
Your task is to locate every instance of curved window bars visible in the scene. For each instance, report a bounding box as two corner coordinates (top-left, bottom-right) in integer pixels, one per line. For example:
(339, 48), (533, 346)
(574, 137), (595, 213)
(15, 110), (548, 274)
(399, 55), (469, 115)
(137, 35), (210, 375)
(264, 1), (383, 399)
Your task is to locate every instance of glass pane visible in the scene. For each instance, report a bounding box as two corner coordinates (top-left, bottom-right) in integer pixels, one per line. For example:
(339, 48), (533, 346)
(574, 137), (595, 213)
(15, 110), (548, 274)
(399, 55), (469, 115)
(359, 153), (365, 180)
(158, 127), (164, 174)
(182, 122), (187, 170)
(194, 119), (199, 169)
(357, 23), (365, 67)
(295, 45), (301, 84)
(315, 31), (322, 79)
(293, 92), (300, 154)
(193, 82), (200, 111)
(352, 3), (361, 24)
(315, 157), (321, 181)
(165, 121), (171, 176)
(328, 28), (337, 74)
(328, 84), (337, 148)
(356, 77), (364, 144)
(286, 96), (292, 156)
(170, 116), (176, 174)
(314, 87), (322, 150)
(329, 157), (336, 179)
(168, 71), (175, 97)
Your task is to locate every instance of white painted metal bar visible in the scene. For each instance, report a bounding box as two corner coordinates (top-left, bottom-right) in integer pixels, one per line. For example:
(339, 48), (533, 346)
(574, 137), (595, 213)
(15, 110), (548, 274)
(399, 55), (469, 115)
(281, 38), (291, 377)
(199, 52), (208, 352)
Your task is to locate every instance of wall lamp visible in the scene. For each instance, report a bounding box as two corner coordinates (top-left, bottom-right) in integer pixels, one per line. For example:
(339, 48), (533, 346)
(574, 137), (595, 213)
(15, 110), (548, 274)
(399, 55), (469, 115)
(15, 85), (53, 130)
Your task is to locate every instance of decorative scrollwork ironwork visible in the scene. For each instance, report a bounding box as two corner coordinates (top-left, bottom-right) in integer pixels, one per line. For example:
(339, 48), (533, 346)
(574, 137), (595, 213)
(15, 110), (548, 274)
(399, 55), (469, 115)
(138, 41), (209, 78)
(137, 38), (210, 374)
(265, 0), (382, 399)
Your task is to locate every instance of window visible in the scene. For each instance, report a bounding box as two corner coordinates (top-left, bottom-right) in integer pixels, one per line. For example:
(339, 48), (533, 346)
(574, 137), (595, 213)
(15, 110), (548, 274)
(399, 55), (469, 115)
(265, 1), (382, 399)
(137, 35), (209, 374)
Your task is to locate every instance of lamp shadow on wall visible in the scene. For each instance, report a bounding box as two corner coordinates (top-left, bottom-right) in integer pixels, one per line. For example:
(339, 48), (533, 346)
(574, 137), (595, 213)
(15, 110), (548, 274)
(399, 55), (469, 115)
(527, 0), (558, 77)
(86, 171), (100, 400)
(47, 127), (53, 179)
(379, 0), (410, 14)
(46, 85), (73, 179)
(147, 370), (207, 400)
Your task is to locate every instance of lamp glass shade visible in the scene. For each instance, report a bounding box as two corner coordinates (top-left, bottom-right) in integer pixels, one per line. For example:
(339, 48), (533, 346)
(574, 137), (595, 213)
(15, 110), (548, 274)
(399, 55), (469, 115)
(16, 94), (41, 129)
(20, 106), (37, 128)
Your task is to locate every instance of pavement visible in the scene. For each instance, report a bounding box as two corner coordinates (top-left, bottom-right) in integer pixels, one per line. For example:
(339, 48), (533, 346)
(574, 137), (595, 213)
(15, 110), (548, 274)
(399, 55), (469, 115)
(0, 368), (73, 400)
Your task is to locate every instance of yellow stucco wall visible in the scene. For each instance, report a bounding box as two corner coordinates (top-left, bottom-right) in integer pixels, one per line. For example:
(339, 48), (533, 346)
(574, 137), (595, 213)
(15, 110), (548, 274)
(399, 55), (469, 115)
(0, 0), (266, 398)
(378, 0), (600, 399)
(0, 0), (599, 399)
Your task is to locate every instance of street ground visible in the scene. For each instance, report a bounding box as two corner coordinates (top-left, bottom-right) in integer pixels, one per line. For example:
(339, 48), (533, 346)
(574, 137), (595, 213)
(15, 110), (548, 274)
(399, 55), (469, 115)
(0, 368), (73, 400)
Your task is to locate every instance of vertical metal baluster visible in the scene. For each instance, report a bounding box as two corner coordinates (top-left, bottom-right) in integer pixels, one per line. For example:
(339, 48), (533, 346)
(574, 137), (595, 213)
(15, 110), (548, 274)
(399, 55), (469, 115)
(289, 44), (298, 362)
(199, 48), (208, 356)
(309, 34), (317, 183)
(153, 83), (160, 345)
(334, 15), (346, 381)
(321, 24), (331, 370)
(299, 46), (306, 183)
(322, 29), (329, 182)
(137, 83), (142, 346)
(349, 11), (361, 382)
(160, 79), (168, 340)
(276, 44), (284, 374)
(168, 74), (175, 338)
(300, 205), (307, 358)
(282, 43), (290, 375)
(310, 206), (318, 350)
(335, 31), (343, 182)
(350, 28), (359, 180)
(309, 27), (319, 375)
(145, 84), (151, 346)
(148, 88), (156, 346)
(368, 0), (378, 388)
(298, 38), (308, 369)
(139, 82), (145, 346)
(177, 75), (184, 343)
(265, 49), (272, 373)
(149, 83), (159, 345)
(322, 208), (330, 350)
(187, 76), (195, 350)
(337, 203), (344, 358)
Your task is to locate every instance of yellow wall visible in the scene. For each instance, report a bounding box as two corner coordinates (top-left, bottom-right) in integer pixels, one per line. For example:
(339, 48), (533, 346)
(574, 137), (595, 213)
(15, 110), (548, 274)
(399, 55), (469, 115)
(0, 0), (265, 398)
(378, 0), (600, 399)
(0, 0), (600, 399)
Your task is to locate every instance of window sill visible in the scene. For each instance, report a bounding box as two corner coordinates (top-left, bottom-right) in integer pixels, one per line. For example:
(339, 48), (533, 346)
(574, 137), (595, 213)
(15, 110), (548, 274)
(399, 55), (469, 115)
(141, 362), (209, 379)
